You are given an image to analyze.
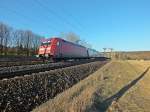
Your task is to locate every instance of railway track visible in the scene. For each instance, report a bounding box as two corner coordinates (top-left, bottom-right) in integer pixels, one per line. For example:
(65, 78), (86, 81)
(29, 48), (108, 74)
(0, 56), (46, 67)
(0, 60), (45, 67)
(0, 58), (108, 79)
(0, 61), (45, 67)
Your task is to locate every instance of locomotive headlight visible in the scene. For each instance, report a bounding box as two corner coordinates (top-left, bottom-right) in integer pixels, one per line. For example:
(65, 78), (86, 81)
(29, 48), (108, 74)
(45, 54), (49, 57)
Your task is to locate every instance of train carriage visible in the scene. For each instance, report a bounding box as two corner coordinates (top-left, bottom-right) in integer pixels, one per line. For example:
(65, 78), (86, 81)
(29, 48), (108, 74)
(87, 48), (102, 58)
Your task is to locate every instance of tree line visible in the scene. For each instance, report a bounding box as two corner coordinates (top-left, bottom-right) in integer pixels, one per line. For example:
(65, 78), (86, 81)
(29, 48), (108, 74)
(0, 22), (42, 56)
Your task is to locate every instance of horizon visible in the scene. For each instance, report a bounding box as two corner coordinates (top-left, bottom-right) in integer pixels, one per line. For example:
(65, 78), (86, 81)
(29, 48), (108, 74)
(0, 0), (150, 51)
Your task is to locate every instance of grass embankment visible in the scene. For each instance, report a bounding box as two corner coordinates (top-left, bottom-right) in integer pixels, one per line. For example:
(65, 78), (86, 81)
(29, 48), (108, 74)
(33, 60), (150, 112)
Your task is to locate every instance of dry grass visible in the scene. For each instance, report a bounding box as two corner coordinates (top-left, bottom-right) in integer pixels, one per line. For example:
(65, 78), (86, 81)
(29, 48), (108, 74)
(125, 51), (150, 60)
(114, 61), (150, 112)
(33, 60), (150, 112)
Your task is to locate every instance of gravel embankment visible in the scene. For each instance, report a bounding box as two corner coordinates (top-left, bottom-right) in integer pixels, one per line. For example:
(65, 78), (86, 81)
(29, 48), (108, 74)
(0, 61), (107, 112)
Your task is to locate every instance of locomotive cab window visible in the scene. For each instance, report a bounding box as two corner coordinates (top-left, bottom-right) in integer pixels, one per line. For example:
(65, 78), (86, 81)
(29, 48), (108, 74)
(41, 41), (51, 46)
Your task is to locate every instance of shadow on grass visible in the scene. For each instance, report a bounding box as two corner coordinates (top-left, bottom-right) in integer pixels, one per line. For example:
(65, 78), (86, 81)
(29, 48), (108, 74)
(95, 66), (150, 112)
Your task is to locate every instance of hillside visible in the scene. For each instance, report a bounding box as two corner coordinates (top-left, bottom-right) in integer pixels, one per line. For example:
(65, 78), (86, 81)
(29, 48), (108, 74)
(33, 60), (150, 112)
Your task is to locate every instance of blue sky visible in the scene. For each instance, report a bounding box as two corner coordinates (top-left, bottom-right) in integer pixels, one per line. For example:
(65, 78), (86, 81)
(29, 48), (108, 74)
(0, 0), (150, 51)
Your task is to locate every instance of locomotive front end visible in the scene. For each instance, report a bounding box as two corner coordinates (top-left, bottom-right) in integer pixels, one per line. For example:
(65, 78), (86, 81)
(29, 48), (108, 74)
(38, 38), (52, 58)
(37, 38), (61, 60)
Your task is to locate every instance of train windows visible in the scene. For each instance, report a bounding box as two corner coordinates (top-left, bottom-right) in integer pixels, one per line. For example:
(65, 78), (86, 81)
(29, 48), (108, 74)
(57, 41), (60, 46)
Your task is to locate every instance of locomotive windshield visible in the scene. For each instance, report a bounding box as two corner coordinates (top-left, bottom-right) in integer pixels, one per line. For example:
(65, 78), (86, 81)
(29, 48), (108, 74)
(41, 41), (51, 46)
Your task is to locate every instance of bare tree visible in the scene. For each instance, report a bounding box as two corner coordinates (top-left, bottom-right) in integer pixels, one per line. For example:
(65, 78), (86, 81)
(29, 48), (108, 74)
(61, 32), (80, 43)
(61, 32), (92, 48)
(0, 22), (11, 55)
(32, 34), (42, 54)
(0, 22), (43, 56)
(13, 30), (25, 55)
(23, 30), (42, 56)
(23, 30), (33, 56)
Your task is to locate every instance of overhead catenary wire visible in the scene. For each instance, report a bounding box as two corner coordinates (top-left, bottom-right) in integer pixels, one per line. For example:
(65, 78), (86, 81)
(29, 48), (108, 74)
(0, 5), (59, 33)
(12, 0), (89, 37)
(41, 2), (91, 41)
(33, 0), (83, 33)
(57, 7), (84, 30)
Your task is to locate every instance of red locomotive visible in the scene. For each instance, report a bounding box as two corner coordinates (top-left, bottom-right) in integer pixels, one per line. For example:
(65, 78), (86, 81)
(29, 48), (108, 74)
(38, 37), (101, 60)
